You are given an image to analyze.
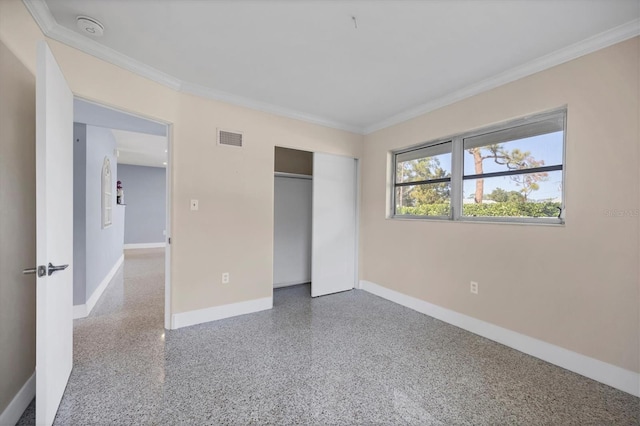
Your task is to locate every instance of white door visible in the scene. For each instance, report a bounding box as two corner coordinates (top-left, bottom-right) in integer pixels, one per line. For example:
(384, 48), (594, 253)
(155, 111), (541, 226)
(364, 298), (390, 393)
(35, 41), (74, 426)
(311, 153), (357, 297)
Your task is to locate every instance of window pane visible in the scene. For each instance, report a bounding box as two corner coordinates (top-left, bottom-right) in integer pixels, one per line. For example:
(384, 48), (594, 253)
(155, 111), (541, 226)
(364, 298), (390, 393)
(463, 131), (563, 176)
(462, 170), (563, 218)
(464, 117), (563, 150)
(395, 182), (451, 216)
(396, 151), (452, 184)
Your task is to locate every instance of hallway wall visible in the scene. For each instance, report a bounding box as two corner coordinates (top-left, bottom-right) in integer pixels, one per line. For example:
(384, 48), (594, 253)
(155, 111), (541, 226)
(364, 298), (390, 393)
(85, 126), (123, 301)
(73, 123), (87, 305)
(117, 164), (167, 245)
(73, 124), (124, 307)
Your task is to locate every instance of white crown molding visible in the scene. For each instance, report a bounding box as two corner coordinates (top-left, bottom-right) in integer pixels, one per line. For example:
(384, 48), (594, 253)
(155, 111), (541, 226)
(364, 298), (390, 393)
(23, 0), (639, 136)
(23, 0), (182, 90)
(23, 0), (180, 90)
(180, 81), (364, 134)
(22, 0), (363, 134)
(22, 0), (55, 33)
(364, 18), (640, 134)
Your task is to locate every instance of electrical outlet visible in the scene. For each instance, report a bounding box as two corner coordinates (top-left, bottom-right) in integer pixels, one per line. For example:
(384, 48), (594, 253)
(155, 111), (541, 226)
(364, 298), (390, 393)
(190, 199), (199, 211)
(470, 281), (479, 294)
(222, 272), (230, 284)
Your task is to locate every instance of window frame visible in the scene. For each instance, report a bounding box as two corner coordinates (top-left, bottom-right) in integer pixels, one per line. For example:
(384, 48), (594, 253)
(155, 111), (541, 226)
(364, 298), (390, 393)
(391, 108), (567, 225)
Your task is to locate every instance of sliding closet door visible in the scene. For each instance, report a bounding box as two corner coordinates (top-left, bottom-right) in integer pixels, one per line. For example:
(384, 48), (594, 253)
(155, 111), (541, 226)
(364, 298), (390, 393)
(311, 153), (357, 297)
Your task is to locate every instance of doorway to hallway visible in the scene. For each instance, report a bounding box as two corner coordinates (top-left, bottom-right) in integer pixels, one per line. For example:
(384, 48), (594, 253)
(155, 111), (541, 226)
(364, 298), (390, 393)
(72, 98), (173, 329)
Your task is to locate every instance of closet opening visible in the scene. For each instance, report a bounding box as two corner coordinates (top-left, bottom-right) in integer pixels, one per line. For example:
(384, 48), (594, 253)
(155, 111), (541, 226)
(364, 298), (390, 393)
(273, 147), (313, 292)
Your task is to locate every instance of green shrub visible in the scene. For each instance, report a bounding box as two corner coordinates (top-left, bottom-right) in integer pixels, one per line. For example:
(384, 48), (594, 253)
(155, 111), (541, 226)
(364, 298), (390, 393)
(396, 204), (450, 216)
(396, 202), (561, 218)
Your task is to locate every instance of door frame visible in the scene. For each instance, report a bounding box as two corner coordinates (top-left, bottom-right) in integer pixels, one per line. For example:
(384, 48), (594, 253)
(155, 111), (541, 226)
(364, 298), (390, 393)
(74, 96), (174, 329)
(271, 146), (361, 296)
(353, 157), (361, 290)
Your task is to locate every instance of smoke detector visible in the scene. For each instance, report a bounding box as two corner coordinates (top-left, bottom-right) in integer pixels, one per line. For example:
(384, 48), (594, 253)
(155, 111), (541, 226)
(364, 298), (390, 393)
(76, 16), (104, 37)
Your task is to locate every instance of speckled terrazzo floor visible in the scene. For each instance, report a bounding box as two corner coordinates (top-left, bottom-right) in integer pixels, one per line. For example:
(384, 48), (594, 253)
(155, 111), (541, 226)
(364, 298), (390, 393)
(17, 249), (639, 425)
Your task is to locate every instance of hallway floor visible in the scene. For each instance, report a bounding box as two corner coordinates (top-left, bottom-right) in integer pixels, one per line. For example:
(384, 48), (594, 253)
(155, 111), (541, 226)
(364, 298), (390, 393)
(18, 249), (638, 425)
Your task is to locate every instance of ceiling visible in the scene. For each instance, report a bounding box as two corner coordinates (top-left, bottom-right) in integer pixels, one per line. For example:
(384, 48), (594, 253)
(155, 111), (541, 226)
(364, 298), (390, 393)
(111, 129), (168, 168)
(74, 99), (167, 168)
(30, 0), (640, 134)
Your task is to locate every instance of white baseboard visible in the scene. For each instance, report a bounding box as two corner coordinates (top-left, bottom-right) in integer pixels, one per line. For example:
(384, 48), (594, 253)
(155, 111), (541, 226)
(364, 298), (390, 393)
(73, 254), (124, 319)
(360, 280), (640, 397)
(172, 297), (273, 329)
(0, 371), (35, 426)
(73, 303), (88, 319)
(124, 242), (166, 250)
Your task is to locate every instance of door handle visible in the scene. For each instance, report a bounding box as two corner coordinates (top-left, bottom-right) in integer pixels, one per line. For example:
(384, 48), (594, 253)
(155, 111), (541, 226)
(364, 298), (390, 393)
(47, 263), (69, 276)
(23, 265), (47, 277)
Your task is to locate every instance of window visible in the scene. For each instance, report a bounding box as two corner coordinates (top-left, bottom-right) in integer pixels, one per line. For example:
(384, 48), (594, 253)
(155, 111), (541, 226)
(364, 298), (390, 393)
(395, 141), (452, 217)
(392, 109), (566, 223)
(102, 157), (112, 228)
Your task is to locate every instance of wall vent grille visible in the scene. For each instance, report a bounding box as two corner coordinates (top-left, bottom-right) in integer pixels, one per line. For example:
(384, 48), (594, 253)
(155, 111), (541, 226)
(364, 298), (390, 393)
(218, 129), (243, 147)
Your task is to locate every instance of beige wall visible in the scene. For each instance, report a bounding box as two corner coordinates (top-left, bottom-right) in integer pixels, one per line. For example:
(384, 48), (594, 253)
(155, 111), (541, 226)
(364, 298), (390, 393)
(361, 37), (640, 373)
(0, 40), (37, 413)
(0, 0), (363, 318)
(170, 94), (361, 311)
(274, 147), (313, 175)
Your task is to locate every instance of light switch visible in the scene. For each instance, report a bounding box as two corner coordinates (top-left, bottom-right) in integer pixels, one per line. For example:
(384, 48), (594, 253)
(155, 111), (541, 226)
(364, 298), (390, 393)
(190, 199), (199, 211)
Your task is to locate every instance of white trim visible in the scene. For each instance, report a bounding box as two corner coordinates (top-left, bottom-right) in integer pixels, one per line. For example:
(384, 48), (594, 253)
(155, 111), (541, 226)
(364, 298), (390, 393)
(24, 0), (638, 136)
(353, 158), (361, 290)
(86, 254), (123, 314)
(21, 0), (361, 134)
(73, 254), (124, 319)
(72, 303), (88, 320)
(183, 83), (362, 134)
(123, 242), (166, 250)
(172, 297), (273, 329)
(21, 0), (54, 33)
(164, 124), (173, 330)
(364, 19), (640, 134)
(0, 371), (35, 426)
(22, 0), (182, 90)
(360, 280), (640, 397)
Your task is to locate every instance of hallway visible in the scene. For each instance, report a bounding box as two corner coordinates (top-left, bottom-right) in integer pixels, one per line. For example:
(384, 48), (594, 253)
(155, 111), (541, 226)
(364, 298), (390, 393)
(18, 249), (638, 425)
(18, 249), (165, 425)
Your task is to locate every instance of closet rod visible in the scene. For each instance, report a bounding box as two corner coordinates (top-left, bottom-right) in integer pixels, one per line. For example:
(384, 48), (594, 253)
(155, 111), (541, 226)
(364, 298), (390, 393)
(274, 172), (312, 180)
